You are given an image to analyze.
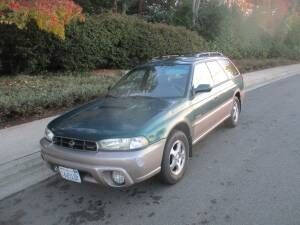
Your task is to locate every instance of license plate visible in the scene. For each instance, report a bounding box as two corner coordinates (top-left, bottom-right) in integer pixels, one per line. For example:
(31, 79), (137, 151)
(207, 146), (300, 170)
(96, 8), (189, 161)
(58, 166), (81, 183)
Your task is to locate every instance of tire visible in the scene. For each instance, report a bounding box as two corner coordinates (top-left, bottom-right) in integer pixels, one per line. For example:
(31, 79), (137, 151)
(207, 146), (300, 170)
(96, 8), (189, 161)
(225, 96), (240, 128)
(160, 130), (189, 185)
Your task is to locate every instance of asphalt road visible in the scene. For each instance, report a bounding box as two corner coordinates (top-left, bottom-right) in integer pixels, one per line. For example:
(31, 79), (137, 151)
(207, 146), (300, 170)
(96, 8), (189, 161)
(1, 75), (300, 225)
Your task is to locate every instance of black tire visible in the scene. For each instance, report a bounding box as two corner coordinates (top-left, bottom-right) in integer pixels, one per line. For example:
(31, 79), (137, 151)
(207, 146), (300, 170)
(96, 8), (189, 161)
(225, 96), (240, 128)
(160, 130), (189, 185)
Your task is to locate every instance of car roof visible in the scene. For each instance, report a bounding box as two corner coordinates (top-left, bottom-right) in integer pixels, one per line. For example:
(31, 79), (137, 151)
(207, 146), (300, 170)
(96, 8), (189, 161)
(141, 52), (229, 67)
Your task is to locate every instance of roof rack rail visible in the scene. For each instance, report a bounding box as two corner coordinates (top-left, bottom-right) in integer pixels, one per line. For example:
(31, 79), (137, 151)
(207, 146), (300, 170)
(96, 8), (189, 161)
(150, 52), (224, 62)
(194, 52), (224, 57)
(151, 55), (181, 60)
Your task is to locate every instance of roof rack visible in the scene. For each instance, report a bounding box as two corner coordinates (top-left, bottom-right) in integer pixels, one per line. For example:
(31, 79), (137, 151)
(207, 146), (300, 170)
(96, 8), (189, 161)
(194, 52), (224, 57)
(151, 52), (224, 61)
(151, 55), (181, 60)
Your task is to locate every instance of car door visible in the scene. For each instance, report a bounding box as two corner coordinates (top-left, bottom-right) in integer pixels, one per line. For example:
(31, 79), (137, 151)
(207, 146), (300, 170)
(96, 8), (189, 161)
(190, 63), (217, 143)
(206, 60), (236, 123)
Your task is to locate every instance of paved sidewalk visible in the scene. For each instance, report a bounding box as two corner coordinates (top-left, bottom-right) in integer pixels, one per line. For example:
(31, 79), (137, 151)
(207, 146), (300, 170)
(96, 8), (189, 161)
(0, 116), (55, 165)
(243, 63), (300, 91)
(0, 63), (300, 200)
(0, 117), (56, 200)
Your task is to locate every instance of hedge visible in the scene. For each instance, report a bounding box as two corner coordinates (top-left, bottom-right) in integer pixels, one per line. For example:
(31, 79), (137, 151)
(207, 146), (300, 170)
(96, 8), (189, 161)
(0, 13), (207, 74)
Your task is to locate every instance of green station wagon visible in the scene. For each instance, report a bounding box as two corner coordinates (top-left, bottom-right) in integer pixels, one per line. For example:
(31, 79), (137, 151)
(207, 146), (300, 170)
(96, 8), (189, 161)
(41, 52), (244, 187)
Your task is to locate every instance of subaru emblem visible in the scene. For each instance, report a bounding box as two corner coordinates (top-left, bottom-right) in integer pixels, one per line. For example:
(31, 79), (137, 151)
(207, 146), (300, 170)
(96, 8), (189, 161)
(69, 140), (75, 148)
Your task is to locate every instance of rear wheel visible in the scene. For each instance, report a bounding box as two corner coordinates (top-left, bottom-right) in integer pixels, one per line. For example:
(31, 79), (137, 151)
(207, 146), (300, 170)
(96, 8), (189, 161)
(160, 130), (189, 185)
(226, 96), (240, 128)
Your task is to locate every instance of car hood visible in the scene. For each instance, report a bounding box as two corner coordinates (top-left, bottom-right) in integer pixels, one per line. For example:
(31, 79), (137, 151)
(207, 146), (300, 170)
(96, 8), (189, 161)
(48, 96), (178, 141)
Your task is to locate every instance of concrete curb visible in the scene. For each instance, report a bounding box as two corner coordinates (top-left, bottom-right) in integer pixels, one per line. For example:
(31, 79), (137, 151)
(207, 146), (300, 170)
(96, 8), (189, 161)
(0, 152), (54, 200)
(0, 64), (299, 200)
(245, 71), (299, 92)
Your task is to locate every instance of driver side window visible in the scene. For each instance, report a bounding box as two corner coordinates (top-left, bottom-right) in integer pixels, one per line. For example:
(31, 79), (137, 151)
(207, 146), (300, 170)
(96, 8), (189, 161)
(193, 63), (213, 88)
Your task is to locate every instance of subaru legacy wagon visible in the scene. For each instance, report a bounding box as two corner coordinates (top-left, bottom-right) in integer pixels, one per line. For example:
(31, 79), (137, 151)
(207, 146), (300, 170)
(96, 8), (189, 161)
(41, 52), (244, 187)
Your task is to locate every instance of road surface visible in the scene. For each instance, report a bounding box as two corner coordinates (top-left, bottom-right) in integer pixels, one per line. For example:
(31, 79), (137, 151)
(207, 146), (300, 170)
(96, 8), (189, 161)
(0, 75), (300, 225)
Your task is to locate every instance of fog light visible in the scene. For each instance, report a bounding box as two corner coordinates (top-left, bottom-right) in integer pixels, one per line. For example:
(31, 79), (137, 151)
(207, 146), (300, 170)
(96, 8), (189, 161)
(111, 171), (125, 185)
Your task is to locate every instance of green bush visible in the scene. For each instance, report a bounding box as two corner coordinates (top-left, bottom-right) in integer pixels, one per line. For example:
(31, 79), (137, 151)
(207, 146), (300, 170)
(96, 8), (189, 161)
(169, 0), (300, 60)
(194, 1), (230, 40)
(0, 22), (58, 74)
(73, 0), (109, 14)
(0, 13), (207, 74)
(192, 2), (273, 59)
(1, 9), (299, 75)
(283, 14), (300, 58)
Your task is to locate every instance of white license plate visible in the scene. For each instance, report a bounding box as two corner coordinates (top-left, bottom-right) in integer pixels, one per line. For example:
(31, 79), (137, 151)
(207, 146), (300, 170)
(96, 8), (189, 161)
(58, 166), (81, 183)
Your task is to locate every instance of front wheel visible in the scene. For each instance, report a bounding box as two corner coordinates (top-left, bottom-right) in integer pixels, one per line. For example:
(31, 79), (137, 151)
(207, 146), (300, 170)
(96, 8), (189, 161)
(160, 130), (189, 185)
(225, 96), (240, 128)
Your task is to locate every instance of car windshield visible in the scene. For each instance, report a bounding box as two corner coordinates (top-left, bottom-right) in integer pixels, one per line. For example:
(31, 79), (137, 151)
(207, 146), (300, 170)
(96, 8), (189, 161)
(108, 65), (191, 98)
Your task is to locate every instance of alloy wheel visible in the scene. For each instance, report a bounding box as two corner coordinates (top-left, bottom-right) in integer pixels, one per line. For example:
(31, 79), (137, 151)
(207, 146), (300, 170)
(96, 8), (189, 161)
(232, 100), (239, 123)
(169, 140), (186, 176)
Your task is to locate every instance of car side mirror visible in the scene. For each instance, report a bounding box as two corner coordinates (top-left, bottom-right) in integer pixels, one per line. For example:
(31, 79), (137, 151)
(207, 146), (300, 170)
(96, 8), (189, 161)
(194, 84), (212, 94)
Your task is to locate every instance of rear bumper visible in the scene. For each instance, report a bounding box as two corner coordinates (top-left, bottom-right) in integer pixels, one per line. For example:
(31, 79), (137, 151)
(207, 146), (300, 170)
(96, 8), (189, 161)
(40, 138), (165, 187)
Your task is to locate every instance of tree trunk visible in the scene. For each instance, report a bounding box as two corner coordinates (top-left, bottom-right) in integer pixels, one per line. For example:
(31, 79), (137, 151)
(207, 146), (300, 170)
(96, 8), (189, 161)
(138, 0), (144, 15)
(192, 0), (201, 26)
(122, 0), (127, 14)
(113, 0), (118, 13)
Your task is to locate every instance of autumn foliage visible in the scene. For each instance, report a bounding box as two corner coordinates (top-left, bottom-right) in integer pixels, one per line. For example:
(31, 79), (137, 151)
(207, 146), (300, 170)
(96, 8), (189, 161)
(0, 0), (84, 39)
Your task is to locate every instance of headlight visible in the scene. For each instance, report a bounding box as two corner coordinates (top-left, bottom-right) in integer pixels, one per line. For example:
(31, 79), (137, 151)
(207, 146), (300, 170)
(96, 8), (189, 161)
(99, 137), (149, 151)
(45, 128), (54, 142)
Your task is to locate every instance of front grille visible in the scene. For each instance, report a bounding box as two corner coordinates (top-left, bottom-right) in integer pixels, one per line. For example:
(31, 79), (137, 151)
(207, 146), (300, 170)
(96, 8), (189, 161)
(53, 136), (98, 151)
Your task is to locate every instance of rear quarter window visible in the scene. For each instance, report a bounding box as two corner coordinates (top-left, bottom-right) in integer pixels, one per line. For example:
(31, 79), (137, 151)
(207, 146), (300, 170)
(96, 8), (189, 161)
(218, 59), (240, 77)
(206, 61), (229, 85)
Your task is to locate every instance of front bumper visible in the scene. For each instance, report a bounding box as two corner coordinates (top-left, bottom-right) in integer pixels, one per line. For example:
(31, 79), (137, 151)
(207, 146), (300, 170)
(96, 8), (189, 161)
(40, 138), (166, 187)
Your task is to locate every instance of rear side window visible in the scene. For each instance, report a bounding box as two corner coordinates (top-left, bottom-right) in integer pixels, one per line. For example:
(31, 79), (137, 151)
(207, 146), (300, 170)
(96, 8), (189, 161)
(206, 61), (229, 85)
(193, 63), (213, 88)
(218, 59), (240, 77)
